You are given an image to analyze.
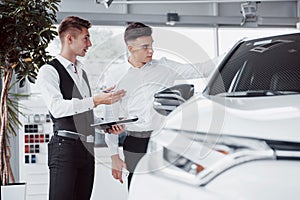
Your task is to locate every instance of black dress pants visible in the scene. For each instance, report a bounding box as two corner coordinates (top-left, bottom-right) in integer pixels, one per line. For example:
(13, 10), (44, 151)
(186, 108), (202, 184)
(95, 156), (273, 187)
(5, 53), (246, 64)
(123, 134), (150, 190)
(48, 135), (95, 200)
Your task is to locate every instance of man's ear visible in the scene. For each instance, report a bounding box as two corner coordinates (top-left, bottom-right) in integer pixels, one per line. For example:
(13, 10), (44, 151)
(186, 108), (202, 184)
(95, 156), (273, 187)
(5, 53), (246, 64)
(66, 33), (73, 44)
(127, 45), (133, 53)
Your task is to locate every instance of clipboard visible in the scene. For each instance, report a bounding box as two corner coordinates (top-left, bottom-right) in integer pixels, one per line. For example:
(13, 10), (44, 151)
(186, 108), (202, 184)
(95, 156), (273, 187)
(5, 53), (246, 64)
(90, 116), (138, 130)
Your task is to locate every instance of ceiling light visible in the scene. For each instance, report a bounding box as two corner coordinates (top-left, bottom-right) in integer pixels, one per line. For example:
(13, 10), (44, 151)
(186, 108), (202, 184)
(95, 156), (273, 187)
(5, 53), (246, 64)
(166, 13), (179, 26)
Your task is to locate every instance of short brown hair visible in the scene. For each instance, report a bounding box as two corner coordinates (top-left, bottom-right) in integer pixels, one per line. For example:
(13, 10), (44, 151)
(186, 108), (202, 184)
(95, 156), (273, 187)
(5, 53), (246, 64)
(58, 16), (91, 39)
(124, 22), (152, 44)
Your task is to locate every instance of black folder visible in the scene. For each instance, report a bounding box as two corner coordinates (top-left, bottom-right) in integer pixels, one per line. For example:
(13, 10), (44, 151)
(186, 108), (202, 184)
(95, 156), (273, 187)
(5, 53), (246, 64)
(90, 116), (138, 130)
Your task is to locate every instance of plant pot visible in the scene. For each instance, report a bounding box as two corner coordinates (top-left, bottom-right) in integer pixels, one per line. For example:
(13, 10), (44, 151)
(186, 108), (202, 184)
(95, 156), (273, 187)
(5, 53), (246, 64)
(1, 183), (26, 200)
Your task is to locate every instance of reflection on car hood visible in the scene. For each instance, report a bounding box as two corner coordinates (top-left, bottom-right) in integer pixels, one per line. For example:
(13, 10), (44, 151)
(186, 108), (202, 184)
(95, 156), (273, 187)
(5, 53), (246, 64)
(163, 94), (300, 142)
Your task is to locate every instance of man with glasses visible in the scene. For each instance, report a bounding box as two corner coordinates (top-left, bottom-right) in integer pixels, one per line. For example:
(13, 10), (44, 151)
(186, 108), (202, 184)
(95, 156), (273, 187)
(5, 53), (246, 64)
(104, 22), (213, 190)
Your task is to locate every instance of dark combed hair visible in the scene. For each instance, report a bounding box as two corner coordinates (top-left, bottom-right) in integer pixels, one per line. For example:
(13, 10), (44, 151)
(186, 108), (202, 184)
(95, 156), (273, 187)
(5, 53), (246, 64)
(124, 22), (152, 44)
(58, 16), (91, 37)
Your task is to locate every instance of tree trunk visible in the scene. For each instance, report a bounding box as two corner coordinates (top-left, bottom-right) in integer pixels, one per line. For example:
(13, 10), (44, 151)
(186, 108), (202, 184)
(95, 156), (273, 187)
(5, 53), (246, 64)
(0, 68), (15, 185)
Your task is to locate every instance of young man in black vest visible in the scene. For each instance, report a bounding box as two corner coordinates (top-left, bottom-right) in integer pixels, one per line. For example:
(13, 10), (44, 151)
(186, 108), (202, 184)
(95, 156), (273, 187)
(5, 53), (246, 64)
(37, 16), (126, 200)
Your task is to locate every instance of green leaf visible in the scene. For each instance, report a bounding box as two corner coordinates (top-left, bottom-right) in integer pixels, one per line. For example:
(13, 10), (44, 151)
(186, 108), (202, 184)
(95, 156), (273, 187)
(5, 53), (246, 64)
(19, 78), (26, 88)
(27, 74), (36, 83)
(0, 1), (61, 184)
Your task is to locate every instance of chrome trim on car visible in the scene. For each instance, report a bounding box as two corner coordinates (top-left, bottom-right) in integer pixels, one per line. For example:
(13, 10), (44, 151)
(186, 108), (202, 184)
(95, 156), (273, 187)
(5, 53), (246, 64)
(275, 150), (300, 159)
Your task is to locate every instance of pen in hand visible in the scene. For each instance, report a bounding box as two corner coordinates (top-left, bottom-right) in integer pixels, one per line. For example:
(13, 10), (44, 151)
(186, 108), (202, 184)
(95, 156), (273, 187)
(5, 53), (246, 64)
(103, 89), (115, 93)
(103, 85), (116, 93)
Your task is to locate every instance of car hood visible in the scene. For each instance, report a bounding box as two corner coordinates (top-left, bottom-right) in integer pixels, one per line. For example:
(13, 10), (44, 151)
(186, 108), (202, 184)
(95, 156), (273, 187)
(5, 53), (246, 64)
(162, 94), (300, 143)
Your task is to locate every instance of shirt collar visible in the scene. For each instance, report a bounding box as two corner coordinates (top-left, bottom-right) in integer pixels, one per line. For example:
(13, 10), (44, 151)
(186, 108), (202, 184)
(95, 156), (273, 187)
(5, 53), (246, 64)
(126, 58), (153, 70)
(55, 55), (83, 70)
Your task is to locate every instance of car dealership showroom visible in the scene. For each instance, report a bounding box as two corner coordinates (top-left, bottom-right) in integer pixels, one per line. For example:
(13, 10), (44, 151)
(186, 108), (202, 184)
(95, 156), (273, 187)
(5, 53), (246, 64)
(1, 0), (300, 199)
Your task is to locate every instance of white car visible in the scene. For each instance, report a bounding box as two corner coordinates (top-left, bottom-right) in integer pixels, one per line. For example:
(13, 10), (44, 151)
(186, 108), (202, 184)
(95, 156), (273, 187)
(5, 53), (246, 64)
(128, 32), (300, 200)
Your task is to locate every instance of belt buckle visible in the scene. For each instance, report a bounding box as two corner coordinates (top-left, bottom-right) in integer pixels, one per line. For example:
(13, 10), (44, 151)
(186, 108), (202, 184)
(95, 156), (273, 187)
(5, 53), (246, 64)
(85, 135), (94, 143)
(57, 130), (94, 143)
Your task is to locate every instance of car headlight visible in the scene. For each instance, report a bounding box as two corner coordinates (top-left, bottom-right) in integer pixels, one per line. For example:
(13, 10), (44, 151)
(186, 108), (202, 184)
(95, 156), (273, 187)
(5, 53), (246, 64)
(163, 149), (205, 175)
(151, 129), (276, 186)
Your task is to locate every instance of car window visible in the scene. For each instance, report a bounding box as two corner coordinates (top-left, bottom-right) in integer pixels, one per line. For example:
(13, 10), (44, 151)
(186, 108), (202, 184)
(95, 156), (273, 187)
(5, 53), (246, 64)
(209, 33), (300, 96)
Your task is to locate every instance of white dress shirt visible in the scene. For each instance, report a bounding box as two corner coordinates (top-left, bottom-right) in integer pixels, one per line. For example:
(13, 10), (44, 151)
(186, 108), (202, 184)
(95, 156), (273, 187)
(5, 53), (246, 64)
(36, 55), (94, 119)
(105, 57), (213, 155)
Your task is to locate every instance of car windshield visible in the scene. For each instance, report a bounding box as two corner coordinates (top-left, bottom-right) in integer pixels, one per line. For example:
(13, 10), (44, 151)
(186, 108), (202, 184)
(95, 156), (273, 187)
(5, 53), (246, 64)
(209, 33), (300, 97)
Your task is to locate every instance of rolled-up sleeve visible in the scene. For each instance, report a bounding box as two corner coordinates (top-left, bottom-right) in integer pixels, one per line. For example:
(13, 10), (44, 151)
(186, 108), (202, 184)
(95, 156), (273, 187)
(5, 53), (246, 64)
(105, 134), (119, 155)
(162, 57), (215, 79)
(104, 105), (120, 155)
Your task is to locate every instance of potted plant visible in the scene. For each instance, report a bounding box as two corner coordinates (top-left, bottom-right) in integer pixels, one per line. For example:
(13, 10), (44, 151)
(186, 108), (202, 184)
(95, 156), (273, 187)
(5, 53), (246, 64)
(0, 0), (60, 197)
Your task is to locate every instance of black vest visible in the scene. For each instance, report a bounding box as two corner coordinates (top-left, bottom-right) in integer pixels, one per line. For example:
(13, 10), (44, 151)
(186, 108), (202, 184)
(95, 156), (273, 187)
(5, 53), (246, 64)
(48, 59), (95, 136)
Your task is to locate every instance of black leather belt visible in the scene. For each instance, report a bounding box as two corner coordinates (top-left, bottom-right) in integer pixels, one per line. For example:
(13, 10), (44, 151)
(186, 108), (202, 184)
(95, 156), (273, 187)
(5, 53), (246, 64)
(55, 130), (94, 143)
(127, 130), (152, 138)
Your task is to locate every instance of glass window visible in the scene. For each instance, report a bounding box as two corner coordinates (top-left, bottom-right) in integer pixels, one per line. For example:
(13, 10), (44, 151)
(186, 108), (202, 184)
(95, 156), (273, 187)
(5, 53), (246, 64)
(151, 27), (216, 63)
(210, 33), (300, 96)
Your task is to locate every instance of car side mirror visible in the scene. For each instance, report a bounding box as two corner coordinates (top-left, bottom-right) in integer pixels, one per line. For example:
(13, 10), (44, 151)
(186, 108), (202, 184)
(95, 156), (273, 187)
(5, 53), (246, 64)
(153, 84), (194, 116)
